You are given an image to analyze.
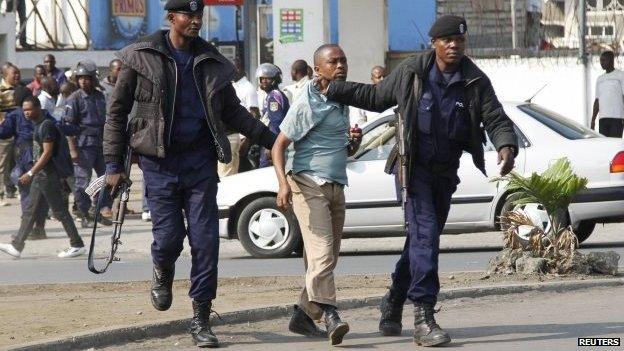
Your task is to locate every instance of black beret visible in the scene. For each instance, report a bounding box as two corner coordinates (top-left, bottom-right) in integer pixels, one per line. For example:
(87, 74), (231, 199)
(164, 0), (204, 13)
(428, 15), (467, 39)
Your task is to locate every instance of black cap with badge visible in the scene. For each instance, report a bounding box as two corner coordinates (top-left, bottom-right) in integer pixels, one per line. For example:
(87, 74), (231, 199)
(164, 0), (205, 13)
(428, 15), (468, 39)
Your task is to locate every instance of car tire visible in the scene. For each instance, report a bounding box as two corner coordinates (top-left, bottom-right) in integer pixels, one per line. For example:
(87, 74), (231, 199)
(498, 193), (569, 243)
(574, 220), (596, 243)
(237, 197), (302, 258)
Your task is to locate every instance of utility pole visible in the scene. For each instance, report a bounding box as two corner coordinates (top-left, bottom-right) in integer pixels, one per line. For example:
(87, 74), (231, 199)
(579, 0), (591, 126)
(511, 0), (517, 50)
(243, 0), (258, 79)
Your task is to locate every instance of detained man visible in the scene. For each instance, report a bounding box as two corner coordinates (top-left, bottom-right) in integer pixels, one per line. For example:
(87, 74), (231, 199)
(271, 44), (362, 346)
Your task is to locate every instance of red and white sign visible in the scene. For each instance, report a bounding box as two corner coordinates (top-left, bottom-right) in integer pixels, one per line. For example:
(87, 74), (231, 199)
(204, 0), (244, 5)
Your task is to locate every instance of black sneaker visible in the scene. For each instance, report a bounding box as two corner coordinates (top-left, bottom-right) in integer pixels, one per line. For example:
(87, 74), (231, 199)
(288, 305), (327, 338)
(324, 305), (349, 346)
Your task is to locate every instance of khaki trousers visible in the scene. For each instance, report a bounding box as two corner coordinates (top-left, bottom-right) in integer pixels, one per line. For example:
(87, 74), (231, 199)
(288, 173), (346, 321)
(217, 133), (241, 177)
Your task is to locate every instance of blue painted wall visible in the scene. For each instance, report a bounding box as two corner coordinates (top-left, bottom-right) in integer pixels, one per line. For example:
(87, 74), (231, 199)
(325, 0), (436, 52)
(203, 6), (239, 42)
(388, 0), (436, 51)
(330, 0), (339, 44)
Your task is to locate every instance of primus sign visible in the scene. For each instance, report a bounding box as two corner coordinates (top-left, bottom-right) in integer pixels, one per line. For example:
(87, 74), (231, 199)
(112, 0), (147, 17)
(90, 0), (166, 50)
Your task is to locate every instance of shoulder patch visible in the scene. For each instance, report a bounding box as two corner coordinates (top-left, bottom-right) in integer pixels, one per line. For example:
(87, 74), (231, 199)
(269, 101), (279, 112)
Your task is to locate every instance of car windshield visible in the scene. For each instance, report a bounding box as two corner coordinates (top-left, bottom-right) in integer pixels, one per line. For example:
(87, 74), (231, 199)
(517, 104), (600, 140)
(354, 117), (396, 161)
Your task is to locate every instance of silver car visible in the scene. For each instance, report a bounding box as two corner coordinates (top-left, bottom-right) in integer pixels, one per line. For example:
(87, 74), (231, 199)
(217, 102), (624, 258)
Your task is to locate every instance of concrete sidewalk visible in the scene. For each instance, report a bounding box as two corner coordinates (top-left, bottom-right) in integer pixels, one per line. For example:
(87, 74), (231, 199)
(100, 286), (624, 351)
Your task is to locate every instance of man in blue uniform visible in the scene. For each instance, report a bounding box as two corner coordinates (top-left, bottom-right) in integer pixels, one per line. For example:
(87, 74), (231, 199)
(324, 16), (517, 348)
(257, 63), (289, 167)
(62, 61), (112, 227)
(103, 0), (276, 347)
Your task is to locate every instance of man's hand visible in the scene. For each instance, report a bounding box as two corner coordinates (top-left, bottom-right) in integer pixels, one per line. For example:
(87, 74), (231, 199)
(105, 173), (126, 197)
(497, 147), (515, 176)
(313, 76), (330, 95)
(19, 173), (32, 185)
(348, 124), (363, 156)
(349, 124), (362, 142)
(276, 184), (292, 211)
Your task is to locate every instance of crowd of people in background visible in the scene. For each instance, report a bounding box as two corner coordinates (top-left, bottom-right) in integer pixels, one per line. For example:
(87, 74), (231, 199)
(0, 51), (389, 259)
(0, 54), (122, 258)
(228, 58), (389, 174)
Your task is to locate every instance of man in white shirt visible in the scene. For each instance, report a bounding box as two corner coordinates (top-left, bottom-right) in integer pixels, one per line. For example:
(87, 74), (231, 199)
(283, 59), (311, 103)
(37, 76), (59, 118)
(219, 59), (260, 177)
(591, 51), (624, 137)
(101, 59), (122, 104)
(349, 66), (391, 126)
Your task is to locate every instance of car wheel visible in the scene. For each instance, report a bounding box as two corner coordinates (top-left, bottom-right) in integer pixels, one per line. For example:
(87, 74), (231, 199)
(237, 197), (302, 258)
(574, 220), (596, 243)
(499, 193), (568, 244)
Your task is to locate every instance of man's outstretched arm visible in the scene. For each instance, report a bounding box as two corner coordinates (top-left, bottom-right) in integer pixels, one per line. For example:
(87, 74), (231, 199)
(324, 64), (404, 112)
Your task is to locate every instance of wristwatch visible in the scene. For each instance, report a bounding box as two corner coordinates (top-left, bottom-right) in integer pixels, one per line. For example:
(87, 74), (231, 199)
(26, 170), (34, 177)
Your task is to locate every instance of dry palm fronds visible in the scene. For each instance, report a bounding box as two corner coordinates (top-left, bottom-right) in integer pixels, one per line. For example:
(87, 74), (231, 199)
(555, 227), (579, 259)
(500, 210), (535, 250)
(528, 227), (545, 255)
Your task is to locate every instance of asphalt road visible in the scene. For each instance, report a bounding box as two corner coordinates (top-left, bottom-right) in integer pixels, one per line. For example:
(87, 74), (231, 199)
(101, 286), (624, 351)
(0, 222), (623, 285)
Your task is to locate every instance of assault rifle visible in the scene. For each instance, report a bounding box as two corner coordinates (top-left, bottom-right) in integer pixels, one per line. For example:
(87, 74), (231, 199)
(85, 147), (133, 274)
(385, 110), (409, 230)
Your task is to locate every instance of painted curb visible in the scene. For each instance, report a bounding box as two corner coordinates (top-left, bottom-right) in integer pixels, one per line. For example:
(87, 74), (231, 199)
(9, 277), (624, 351)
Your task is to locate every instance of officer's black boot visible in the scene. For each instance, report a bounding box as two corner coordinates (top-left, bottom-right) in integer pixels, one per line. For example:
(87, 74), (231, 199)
(379, 288), (405, 336)
(190, 299), (219, 348)
(27, 226), (47, 240)
(288, 305), (327, 338)
(323, 305), (350, 346)
(150, 265), (174, 311)
(78, 212), (112, 228)
(413, 302), (451, 347)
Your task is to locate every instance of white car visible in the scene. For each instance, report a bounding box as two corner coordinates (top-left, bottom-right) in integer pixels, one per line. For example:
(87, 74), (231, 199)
(217, 102), (624, 258)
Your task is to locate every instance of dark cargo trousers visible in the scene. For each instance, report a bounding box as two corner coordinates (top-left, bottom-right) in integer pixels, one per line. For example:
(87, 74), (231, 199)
(12, 170), (84, 251)
(389, 167), (458, 305)
(142, 157), (220, 302)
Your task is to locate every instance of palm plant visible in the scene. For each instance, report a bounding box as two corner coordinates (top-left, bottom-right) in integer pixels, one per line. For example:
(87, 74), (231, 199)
(495, 157), (588, 260)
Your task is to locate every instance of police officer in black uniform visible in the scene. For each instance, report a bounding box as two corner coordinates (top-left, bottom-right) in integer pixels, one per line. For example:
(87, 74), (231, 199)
(323, 16), (517, 348)
(103, 0), (275, 348)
